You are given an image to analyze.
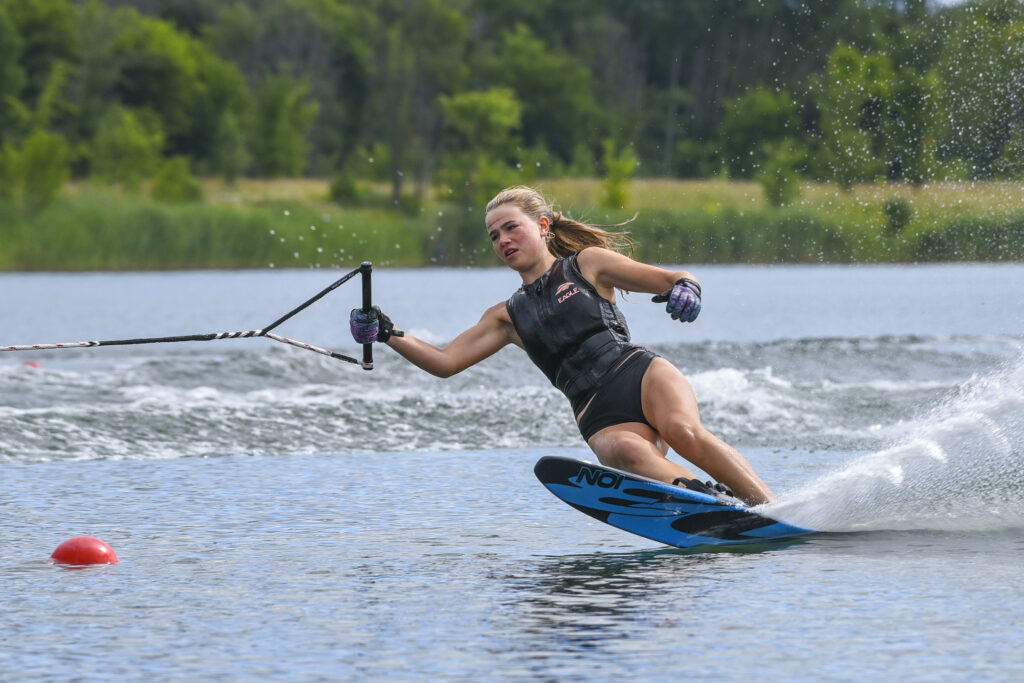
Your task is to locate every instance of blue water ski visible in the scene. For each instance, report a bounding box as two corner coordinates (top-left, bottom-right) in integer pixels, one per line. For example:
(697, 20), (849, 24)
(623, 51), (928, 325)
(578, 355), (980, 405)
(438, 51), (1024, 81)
(534, 455), (814, 548)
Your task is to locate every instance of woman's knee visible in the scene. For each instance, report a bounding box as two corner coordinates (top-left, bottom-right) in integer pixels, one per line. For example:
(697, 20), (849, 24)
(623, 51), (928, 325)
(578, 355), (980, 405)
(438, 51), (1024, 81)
(661, 419), (711, 461)
(598, 433), (659, 471)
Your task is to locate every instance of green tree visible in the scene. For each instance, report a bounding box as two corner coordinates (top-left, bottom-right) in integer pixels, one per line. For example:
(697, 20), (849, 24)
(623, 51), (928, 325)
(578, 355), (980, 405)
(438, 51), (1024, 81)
(106, 7), (250, 166)
(0, 5), (26, 143)
(91, 106), (165, 191)
(812, 44), (892, 189)
(566, 142), (596, 178)
(0, 142), (19, 200)
(20, 127), (69, 209)
(675, 139), (722, 178)
(883, 197), (914, 237)
(807, 40), (941, 186)
(0, 0), (78, 105)
(993, 127), (1024, 178)
(441, 88), (521, 153)
(438, 87), (522, 207)
(152, 156), (203, 202)
(600, 139), (637, 209)
(935, 1), (1024, 177)
(251, 75), (319, 177)
(209, 111), (250, 183)
(756, 139), (805, 207)
(487, 23), (599, 164)
(881, 67), (940, 184)
(719, 85), (802, 179)
(2, 0), (1015, 191)
(205, 0), (371, 175)
(32, 58), (74, 131)
(367, 0), (467, 204)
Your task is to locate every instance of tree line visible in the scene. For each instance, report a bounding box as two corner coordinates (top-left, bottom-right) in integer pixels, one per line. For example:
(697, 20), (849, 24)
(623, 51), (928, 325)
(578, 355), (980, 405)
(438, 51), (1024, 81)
(1, 0), (1023, 211)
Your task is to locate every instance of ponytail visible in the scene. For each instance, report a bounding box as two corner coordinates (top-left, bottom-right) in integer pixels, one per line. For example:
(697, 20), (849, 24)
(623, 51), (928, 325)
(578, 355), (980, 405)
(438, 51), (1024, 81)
(547, 210), (634, 258)
(485, 186), (634, 258)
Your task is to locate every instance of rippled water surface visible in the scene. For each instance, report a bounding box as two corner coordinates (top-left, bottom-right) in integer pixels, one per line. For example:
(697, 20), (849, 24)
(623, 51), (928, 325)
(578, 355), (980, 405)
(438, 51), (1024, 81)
(2, 264), (1023, 680)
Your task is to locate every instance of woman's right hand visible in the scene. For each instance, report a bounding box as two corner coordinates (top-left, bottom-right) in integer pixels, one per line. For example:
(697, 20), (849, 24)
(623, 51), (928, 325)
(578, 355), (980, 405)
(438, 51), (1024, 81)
(349, 306), (402, 343)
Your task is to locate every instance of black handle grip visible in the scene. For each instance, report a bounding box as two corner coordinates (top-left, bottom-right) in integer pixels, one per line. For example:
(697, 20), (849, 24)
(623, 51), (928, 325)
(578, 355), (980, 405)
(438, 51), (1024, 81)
(359, 261), (373, 370)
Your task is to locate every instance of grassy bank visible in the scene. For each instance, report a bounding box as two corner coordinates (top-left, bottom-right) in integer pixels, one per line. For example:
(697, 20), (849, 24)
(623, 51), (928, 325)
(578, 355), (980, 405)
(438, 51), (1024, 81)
(2, 178), (1023, 270)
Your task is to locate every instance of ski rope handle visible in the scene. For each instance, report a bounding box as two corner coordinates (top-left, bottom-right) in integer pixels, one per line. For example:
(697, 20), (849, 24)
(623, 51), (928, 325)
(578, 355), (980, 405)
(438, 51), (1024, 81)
(2, 262), (376, 370)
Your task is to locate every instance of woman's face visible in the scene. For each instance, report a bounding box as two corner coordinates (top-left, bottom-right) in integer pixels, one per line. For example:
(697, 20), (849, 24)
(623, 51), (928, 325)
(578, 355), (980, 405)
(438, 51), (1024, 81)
(485, 204), (550, 270)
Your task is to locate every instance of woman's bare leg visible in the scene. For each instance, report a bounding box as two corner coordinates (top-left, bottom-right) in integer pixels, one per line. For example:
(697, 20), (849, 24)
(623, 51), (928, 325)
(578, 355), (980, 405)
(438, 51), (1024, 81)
(586, 422), (699, 483)
(640, 358), (775, 505)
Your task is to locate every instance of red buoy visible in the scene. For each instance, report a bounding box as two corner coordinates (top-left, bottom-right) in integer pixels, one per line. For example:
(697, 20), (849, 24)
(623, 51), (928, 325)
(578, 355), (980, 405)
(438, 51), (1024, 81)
(23, 361), (41, 369)
(51, 536), (119, 565)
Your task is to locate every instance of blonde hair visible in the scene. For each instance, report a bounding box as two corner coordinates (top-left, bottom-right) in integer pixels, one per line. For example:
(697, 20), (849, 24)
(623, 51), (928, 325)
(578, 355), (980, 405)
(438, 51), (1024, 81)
(485, 186), (634, 258)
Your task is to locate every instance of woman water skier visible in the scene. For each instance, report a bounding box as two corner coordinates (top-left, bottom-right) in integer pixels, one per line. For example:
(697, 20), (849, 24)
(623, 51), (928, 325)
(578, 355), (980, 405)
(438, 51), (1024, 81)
(350, 186), (775, 505)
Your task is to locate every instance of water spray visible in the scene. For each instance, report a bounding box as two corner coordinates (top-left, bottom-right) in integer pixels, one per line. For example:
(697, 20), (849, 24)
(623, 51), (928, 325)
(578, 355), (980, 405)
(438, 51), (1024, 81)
(768, 353), (1024, 533)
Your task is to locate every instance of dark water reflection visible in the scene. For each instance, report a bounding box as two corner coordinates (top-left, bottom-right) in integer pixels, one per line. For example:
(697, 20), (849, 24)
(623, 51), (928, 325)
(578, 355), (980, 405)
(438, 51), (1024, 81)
(493, 544), (800, 674)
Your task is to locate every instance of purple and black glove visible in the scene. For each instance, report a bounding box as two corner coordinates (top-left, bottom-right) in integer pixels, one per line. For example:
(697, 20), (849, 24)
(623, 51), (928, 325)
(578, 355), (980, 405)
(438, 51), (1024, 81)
(349, 306), (403, 344)
(652, 278), (702, 323)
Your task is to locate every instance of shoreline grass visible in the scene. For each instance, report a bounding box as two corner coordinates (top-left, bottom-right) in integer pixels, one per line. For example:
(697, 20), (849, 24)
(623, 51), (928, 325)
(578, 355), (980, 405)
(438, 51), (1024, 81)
(2, 178), (1023, 271)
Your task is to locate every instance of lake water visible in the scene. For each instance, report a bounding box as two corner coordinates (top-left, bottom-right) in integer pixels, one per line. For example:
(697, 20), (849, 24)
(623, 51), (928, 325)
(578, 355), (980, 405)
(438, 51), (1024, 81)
(2, 263), (1024, 680)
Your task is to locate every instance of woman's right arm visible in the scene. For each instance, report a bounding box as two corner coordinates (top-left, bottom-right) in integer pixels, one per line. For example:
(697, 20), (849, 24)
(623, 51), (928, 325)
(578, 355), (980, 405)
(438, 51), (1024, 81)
(385, 302), (520, 378)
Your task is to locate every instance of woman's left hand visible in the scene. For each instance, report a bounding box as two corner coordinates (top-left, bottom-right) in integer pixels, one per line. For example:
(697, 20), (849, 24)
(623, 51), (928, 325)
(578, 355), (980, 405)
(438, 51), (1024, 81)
(652, 278), (701, 322)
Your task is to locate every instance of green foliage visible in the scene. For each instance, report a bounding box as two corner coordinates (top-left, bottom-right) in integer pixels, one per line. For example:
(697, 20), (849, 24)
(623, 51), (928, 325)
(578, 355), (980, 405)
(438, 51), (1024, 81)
(438, 87), (523, 207)
(2, 0), (1024, 242)
(368, 0), (467, 201)
(106, 7), (250, 164)
(20, 127), (69, 209)
(3, 181), (1022, 270)
(151, 156), (203, 203)
(566, 142), (596, 178)
(674, 139), (720, 178)
(813, 44), (892, 189)
(515, 145), (556, 180)
(756, 139), (804, 207)
(32, 58), (73, 130)
(251, 76), (319, 177)
(993, 127), (1024, 178)
(205, 0), (372, 176)
(209, 112), (250, 183)
(0, 141), (20, 199)
(1, 0), (78, 104)
(599, 139), (637, 209)
(719, 86), (802, 179)
(329, 168), (362, 205)
(348, 144), (391, 183)
(91, 107), (165, 191)
(881, 67), (940, 184)
(0, 4), (26, 141)
(486, 23), (599, 163)
(0, 191), (278, 270)
(935, 3), (1024, 177)
(441, 87), (521, 152)
(883, 197), (914, 237)
(909, 214), (1024, 261)
(606, 207), (856, 264)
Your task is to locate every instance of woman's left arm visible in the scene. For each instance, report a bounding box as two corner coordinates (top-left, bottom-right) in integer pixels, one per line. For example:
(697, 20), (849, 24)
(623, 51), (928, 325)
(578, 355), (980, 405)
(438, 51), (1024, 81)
(576, 247), (697, 295)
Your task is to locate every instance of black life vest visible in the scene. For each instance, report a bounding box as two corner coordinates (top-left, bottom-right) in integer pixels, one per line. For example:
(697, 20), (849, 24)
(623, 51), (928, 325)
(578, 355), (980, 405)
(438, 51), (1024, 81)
(506, 253), (638, 408)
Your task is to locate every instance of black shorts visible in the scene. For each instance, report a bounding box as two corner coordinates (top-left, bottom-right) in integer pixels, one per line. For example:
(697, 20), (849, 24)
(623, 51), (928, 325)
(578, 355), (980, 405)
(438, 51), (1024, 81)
(574, 349), (658, 441)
